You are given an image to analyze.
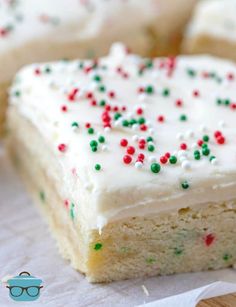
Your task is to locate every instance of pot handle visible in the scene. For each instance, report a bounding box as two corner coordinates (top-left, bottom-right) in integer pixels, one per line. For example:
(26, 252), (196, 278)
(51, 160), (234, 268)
(19, 271), (31, 276)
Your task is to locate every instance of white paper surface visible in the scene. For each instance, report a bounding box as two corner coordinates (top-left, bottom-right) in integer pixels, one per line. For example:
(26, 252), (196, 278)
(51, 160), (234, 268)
(1, 145), (236, 307)
(139, 281), (236, 307)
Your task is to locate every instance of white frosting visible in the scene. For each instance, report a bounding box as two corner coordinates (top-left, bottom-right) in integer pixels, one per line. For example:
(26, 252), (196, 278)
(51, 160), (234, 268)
(9, 44), (236, 230)
(0, 0), (196, 83)
(186, 0), (236, 42)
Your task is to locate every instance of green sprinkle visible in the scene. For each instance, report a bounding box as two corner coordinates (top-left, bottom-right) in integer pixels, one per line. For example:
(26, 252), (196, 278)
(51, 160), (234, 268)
(216, 98), (222, 105)
(90, 140), (98, 147)
(14, 90), (21, 97)
(162, 88), (170, 97)
(99, 99), (106, 106)
(70, 203), (75, 220)
(78, 62), (84, 69)
(148, 144), (155, 152)
(138, 117), (145, 125)
(145, 85), (154, 94)
(169, 156), (177, 164)
(202, 143), (208, 149)
(114, 113), (122, 120)
(93, 75), (102, 82)
(94, 243), (103, 251)
(194, 150), (201, 160)
(122, 119), (129, 127)
(130, 118), (137, 125)
(88, 127), (94, 134)
(98, 135), (105, 143)
(223, 253), (232, 261)
(146, 257), (156, 264)
(45, 66), (51, 74)
(120, 247), (130, 253)
(224, 99), (230, 106)
(203, 135), (209, 142)
(179, 114), (187, 121)
(39, 191), (45, 203)
(146, 136), (153, 142)
(95, 164), (101, 171)
(145, 59), (153, 68)
(209, 155), (216, 162)
(174, 248), (183, 255)
(91, 146), (97, 152)
(202, 147), (210, 156)
(187, 68), (196, 77)
(99, 85), (106, 92)
(71, 121), (79, 128)
(151, 163), (161, 174)
(181, 181), (189, 189)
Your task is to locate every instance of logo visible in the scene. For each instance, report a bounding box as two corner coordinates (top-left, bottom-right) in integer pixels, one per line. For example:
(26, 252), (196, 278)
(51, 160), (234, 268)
(5, 271), (43, 302)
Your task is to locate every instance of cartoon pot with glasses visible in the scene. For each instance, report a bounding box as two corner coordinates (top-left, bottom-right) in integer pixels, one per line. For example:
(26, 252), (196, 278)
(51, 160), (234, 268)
(6, 271), (43, 301)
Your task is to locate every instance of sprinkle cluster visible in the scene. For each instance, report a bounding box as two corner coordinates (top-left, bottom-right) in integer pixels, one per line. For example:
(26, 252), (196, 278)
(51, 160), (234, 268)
(11, 45), (236, 223)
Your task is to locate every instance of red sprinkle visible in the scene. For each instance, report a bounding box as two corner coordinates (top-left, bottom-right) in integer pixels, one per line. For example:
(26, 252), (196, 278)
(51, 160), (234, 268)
(193, 90), (200, 97)
(137, 153), (145, 162)
(127, 146), (135, 155)
(61, 105), (68, 112)
(217, 136), (225, 145)
(136, 108), (143, 115)
(58, 144), (67, 152)
(175, 99), (183, 107)
(85, 123), (91, 128)
(160, 156), (168, 164)
(157, 115), (165, 123)
(204, 234), (215, 247)
(165, 152), (171, 158)
(198, 140), (203, 147)
(180, 143), (187, 150)
(123, 155), (132, 164)
(227, 73), (234, 81)
(120, 139), (128, 147)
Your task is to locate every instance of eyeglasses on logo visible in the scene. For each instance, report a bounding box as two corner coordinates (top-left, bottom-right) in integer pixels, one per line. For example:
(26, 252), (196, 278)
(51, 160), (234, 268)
(5, 271), (43, 301)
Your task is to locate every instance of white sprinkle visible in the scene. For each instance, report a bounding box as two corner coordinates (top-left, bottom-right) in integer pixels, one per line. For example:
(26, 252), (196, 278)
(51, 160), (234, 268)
(185, 130), (194, 138)
(104, 127), (111, 133)
(114, 120), (120, 127)
(200, 124), (207, 132)
(142, 285), (149, 297)
(138, 93), (147, 102)
(178, 150), (187, 158)
(149, 156), (156, 163)
(191, 143), (198, 150)
(219, 120), (226, 128)
(132, 124), (139, 131)
(132, 135), (139, 142)
(149, 128), (154, 135)
(135, 161), (143, 169)
(182, 160), (191, 170)
(176, 133), (184, 140)
(102, 145), (108, 151)
(179, 156), (187, 163)
(211, 158), (218, 165)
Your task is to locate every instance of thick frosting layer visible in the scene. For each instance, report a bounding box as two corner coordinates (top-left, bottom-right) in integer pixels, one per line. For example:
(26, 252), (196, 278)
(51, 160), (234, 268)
(0, 0), (196, 83)
(9, 44), (236, 229)
(186, 0), (236, 42)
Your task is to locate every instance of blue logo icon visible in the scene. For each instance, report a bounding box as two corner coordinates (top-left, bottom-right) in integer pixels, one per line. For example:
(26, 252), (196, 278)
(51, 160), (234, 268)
(6, 271), (43, 301)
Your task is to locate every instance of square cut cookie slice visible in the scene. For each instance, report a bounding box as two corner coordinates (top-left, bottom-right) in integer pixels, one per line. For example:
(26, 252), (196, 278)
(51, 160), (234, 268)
(182, 0), (236, 61)
(0, 0), (197, 135)
(7, 44), (236, 282)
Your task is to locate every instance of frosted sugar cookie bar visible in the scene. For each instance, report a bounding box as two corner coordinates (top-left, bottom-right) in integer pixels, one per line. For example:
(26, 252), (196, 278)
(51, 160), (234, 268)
(183, 0), (236, 62)
(7, 44), (236, 282)
(0, 0), (197, 135)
